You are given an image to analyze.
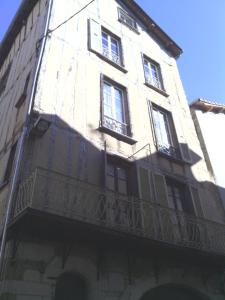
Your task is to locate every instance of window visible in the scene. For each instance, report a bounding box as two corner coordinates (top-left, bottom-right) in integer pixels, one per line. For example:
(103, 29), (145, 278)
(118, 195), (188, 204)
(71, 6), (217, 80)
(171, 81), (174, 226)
(102, 79), (130, 136)
(104, 156), (140, 228)
(89, 19), (124, 69)
(106, 162), (128, 194)
(118, 8), (138, 32)
(150, 103), (180, 160)
(143, 57), (164, 91)
(166, 178), (195, 214)
(15, 73), (30, 108)
(0, 63), (12, 98)
(165, 177), (201, 244)
(102, 30), (122, 65)
(3, 142), (17, 183)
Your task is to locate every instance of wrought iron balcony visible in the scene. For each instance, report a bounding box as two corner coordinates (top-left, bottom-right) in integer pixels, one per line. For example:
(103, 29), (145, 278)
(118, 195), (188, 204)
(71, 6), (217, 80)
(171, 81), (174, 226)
(157, 143), (181, 160)
(102, 115), (128, 136)
(102, 46), (121, 65)
(13, 168), (225, 255)
(145, 76), (162, 90)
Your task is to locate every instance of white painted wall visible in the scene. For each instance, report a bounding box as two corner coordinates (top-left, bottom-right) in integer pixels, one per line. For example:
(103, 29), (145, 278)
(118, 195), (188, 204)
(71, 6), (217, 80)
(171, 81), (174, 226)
(194, 109), (225, 204)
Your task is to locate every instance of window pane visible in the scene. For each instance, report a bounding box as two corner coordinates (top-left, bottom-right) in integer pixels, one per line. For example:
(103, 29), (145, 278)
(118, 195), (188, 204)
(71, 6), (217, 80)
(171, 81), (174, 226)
(158, 111), (170, 146)
(114, 88), (124, 123)
(107, 164), (115, 190)
(166, 179), (185, 212)
(117, 167), (126, 180)
(118, 179), (127, 194)
(153, 109), (170, 147)
(103, 83), (113, 117)
(117, 167), (128, 194)
(101, 31), (121, 65)
(151, 63), (161, 88)
(102, 32), (108, 48)
(144, 58), (162, 89)
(111, 38), (119, 56)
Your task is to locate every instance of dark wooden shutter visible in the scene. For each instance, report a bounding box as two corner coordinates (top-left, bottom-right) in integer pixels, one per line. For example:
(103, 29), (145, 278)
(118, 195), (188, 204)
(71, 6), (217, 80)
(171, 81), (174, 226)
(102, 142), (107, 188)
(182, 185), (196, 215)
(129, 162), (139, 196)
(153, 173), (168, 207)
(179, 142), (192, 163)
(138, 167), (151, 201)
(190, 186), (204, 217)
(88, 19), (102, 54)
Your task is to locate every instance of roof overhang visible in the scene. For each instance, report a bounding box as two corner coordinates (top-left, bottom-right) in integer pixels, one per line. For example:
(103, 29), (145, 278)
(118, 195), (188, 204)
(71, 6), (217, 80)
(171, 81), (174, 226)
(190, 98), (225, 114)
(120, 0), (183, 58)
(0, 0), (183, 70)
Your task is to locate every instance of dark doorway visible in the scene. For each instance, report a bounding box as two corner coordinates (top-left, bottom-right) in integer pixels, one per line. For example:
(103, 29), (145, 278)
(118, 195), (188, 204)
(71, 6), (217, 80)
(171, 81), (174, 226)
(55, 273), (86, 300)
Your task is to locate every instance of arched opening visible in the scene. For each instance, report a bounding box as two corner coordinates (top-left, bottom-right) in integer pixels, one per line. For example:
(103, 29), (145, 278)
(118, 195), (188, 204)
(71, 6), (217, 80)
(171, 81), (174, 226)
(140, 284), (209, 300)
(55, 272), (86, 300)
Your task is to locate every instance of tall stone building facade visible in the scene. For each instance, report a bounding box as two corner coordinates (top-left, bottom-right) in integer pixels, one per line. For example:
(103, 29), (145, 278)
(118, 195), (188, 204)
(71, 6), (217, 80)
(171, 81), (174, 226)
(0, 0), (225, 299)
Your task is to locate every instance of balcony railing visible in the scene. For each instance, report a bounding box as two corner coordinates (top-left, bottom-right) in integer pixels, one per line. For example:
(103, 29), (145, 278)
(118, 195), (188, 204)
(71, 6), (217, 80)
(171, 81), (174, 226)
(157, 143), (181, 160)
(102, 46), (121, 65)
(102, 115), (128, 136)
(13, 168), (225, 255)
(145, 76), (162, 90)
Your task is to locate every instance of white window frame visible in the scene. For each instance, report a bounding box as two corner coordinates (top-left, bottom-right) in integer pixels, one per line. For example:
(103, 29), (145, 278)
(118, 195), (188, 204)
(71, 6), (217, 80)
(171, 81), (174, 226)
(144, 57), (163, 90)
(118, 8), (138, 32)
(101, 30), (122, 66)
(151, 104), (180, 159)
(102, 80), (128, 136)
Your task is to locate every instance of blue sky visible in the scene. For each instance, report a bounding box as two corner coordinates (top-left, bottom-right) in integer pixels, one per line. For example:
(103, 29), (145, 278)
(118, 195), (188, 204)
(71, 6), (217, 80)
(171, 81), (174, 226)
(0, 0), (225, 104)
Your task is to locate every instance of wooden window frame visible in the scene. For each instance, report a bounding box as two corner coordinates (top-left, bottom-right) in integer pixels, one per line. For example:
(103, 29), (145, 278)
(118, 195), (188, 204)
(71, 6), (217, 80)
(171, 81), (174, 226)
(118, 7), (139, 33)
(149, 102), (181, 161)
(99, 75), (136, 145)
(142, 54), (168, 97)
(88, 19), (127, 73)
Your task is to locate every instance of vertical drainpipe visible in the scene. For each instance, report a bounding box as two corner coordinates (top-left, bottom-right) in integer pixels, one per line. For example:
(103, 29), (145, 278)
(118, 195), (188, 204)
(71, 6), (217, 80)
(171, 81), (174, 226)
(0, 0), (54, 280)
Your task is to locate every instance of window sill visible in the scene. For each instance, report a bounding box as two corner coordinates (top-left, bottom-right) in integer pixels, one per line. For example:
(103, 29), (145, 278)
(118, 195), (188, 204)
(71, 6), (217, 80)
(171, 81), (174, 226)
(94, 51), (128, 73)
(144, 82), (169, 97)
(157, 150), (186, 165)
(99, 126), (137, 145)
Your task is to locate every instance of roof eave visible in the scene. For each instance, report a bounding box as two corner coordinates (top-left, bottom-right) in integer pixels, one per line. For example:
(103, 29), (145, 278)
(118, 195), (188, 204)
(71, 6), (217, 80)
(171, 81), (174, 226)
(190, 99), (225, 114)
(121, 0), (183, 59)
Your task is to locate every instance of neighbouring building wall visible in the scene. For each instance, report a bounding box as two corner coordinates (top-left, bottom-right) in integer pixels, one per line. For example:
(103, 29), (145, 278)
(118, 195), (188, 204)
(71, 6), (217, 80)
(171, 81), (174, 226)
(191, 108), (225, 208)
(0, 0), (48, 233)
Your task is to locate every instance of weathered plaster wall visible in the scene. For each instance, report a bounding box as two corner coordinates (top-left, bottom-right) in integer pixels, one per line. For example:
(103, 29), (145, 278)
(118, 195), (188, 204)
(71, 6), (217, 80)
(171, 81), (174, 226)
(30, 0), (225, 222)
(0, 0), (48, 233)
(0, 240), (224, 300)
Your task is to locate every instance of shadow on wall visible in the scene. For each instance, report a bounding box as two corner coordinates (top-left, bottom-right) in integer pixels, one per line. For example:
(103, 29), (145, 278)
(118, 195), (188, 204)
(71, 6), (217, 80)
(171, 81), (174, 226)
(11, 111), (225, 255)
(4, 111), (225, 300)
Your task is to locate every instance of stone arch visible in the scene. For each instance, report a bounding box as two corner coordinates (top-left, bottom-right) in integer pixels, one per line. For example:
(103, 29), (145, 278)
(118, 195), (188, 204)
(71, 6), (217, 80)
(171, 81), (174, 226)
(54, 271), (87, 300)
(140, 284), (210, 300)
